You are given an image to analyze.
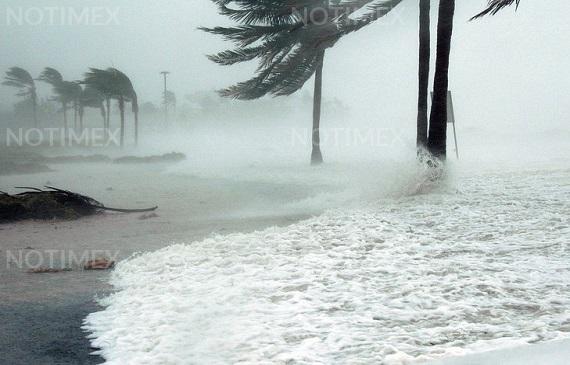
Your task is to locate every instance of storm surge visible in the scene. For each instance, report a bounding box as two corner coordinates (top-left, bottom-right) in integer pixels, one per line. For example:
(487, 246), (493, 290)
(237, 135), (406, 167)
(84, 164), (570, 364)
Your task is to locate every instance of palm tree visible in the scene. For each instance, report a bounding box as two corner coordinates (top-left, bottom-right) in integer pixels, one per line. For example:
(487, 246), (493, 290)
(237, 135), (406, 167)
(82, 69), (115, 131)
(70, 82), (83, 130)
(79, 85), (106, 131)
(39, 68), (78, 136)
(426, 0), (521, 160)
(427, 0), (455, 160)
(417, 0), (430, 152)
(202, 0), (403, 165)
(2, 67), (38, 127)
(83, 68), (139, 147)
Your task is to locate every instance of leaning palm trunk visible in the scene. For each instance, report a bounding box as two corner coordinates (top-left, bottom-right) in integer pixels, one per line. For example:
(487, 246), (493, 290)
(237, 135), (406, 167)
(32, 91), (38, 128)
(311, 50), (325, 166)
(79, 107), (84, 132)
(118, 96), (125, 148)
(417, 0), (430, 151)
(427, 0), (455, 160)
(105, 98), (111, 130)
(62, 102), (68, 142)
(134, 106), (139, 147)
(100, 105), (106, 128)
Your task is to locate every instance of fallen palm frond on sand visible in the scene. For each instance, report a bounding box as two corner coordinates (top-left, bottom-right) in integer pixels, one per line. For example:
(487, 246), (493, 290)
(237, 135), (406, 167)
(0, 186), (157, 223)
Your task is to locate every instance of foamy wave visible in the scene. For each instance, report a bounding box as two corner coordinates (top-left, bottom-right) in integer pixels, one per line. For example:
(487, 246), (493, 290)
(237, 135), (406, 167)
(84, 168), (570, 364)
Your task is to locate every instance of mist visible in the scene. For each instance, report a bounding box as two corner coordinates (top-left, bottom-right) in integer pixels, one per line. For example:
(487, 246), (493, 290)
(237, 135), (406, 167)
(1, 1), (569, 365)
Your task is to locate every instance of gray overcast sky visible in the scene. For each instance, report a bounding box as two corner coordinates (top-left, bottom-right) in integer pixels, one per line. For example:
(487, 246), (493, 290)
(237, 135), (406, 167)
(1, 0), (569, 131)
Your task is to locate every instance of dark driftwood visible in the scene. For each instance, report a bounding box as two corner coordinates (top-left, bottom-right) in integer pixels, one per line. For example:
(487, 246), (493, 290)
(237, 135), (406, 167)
(0, 186), (157, 223)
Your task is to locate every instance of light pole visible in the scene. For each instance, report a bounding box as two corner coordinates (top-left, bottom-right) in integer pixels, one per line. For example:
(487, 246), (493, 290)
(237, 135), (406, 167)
(160, 71), (170, 126)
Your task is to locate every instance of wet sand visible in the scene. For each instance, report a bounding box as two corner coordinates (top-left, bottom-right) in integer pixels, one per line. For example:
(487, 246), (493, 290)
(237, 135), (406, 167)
(0, 161), (322, 364)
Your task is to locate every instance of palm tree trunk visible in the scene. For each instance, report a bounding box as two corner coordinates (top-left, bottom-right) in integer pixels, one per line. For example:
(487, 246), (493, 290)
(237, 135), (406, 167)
(73, 101), (78, 129)
(100, 105), (106, 128)
(119, 97), (125, 148)
(417, 0), (430, 151)
(79, 107), (84, 132)
(311, 50), (325, 166)
(105, 98), (111, 130)
(31, 89), (38, 128)
(427, 0), (455, 160)
(62, 102), (68, 144)
(134, 108), (139, 147)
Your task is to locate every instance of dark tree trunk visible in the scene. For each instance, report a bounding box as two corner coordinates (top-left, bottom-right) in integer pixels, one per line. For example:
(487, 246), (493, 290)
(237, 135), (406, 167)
(417, 0), (430, 151)
(79, 107), (84, 132)
(105, 98), (111, 130)
(119, 97), (125, 148)
(32, 89), (38, 128)
(73, 101), (78, 129)
(100, 105), (106, 128)
(62, 102), (68, 143)
(428, 0), (455, 160)
(311, 50), (325, 166)
(134, 108), (139, 147)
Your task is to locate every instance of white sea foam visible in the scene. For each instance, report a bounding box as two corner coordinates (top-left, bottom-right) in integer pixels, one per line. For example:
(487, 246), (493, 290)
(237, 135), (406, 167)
(84, 166), (570, 364)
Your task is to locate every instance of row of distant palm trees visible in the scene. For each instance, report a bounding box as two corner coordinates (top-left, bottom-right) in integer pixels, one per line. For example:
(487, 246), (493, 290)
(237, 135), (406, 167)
(2, 66), (139, 146)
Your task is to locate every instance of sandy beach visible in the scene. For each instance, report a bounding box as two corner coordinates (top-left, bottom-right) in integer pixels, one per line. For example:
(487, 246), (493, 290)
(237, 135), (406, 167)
(0, 156), (327, 364)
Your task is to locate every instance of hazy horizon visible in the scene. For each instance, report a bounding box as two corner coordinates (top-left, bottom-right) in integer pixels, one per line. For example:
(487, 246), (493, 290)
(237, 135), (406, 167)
(1, 0), (569, 135)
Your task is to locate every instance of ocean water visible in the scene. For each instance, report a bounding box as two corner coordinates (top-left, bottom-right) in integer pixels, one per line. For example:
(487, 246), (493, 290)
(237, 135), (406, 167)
(84, 161), (570, 365)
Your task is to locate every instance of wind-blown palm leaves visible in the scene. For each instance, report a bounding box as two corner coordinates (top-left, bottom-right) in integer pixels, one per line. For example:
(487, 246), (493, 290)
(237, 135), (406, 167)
(2, 67), (39, 127)
(83, 68), (139, 146)
(202, 0), (403, 164)
(38, 67), (79, 134)
(79, 86), (106, 130)
(472, 0), (521, 19)
(204, 0), (402, 98)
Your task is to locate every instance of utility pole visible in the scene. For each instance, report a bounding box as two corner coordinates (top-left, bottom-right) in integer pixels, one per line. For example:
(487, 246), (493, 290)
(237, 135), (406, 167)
(160, 71), (170, 126)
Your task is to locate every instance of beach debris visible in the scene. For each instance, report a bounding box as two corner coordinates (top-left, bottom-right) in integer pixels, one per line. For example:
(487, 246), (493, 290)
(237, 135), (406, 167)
(84, 258), (115, 270)
(39, 154), (112, 164)
(0, 186), (158, 223)
(138, 212), (159, 220)
(113, 152), (185, 164)
(27, 267), (72, 274)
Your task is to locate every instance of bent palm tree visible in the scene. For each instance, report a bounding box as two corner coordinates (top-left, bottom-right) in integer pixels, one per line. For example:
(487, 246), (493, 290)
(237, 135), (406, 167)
(79, 86), (106, 130)
(2, 67), (38, 127)
(83, 68), (116, 130)
(83, 68), (139, 147)
(202, 0), (403, 165)
(39, 68), (77, 136)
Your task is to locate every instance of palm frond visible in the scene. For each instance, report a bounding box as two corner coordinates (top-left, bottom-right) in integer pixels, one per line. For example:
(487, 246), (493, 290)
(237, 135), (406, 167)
(472, 0), (521, 20)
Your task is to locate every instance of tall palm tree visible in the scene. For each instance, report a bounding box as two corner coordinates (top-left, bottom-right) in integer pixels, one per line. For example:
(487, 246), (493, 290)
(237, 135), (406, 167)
(82, 69), (115, 130)
(417, 0), (430, 152)
(83, 68), (139, 147)
(427, 0), (455, 160)
(202, 0), (403, 165)
(79, 85), (106, 131)
(70, 82), (83, 130)
(426, 0), (521, 160)
(2, 67), (38, 127)
(39, 68), (77, 136)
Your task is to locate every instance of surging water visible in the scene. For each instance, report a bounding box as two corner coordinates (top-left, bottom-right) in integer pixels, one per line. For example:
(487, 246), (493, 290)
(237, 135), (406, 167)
(84, 165), (570, 364)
